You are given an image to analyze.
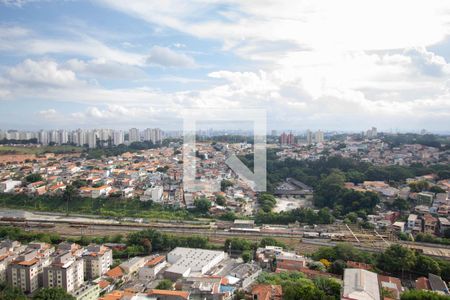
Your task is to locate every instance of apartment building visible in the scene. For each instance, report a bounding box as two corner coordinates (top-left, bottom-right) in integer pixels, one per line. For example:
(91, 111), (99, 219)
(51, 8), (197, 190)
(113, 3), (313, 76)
(6, 242), (54, 294)
(7, 249), (42, 294)
(43, 251), (84, 293)
(83, 245), (112, 280)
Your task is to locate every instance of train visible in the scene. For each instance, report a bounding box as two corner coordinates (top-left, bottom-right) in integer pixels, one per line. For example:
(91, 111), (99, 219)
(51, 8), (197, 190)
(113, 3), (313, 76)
(302, 231), (346, 240)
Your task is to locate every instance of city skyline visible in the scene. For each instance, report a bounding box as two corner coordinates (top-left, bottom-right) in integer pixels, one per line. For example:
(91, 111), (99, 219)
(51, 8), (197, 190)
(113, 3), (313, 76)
(0, 1), (449, 131)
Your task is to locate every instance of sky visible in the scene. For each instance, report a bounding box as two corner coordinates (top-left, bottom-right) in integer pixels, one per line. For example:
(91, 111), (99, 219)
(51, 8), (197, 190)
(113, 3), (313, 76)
(0, 0), (450, 132)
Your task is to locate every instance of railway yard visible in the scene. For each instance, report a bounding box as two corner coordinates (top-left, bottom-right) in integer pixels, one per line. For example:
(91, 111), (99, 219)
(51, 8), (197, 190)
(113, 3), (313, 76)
(1, 208), (450, 259)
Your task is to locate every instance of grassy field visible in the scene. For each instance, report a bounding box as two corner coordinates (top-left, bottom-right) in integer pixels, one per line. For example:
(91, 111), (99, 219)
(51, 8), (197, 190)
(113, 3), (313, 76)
(0, 145), (82, 155)
(0, 193), (203, 221)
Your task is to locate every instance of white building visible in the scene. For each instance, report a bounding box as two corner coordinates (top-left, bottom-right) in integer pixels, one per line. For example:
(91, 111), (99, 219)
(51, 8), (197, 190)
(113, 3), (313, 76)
(0, 180), (22, 193)
(39, 130), (49, 146)
(342, 268), (380, 300)
(129, 128), (140, 143)
(87, 130), (98, 149)
(140, 186), (163, 203)
(165, 247), (225, 280)
(138, 256), (166, 281)
(43, 251), (84, 293)
(82, 245), (112, 280)
(407, 214), (418, 229)
(119, 256), (147, 275)
(315, 130), (324, 143)
(72, 283), (100, 300)
(113, 130), (125, 146)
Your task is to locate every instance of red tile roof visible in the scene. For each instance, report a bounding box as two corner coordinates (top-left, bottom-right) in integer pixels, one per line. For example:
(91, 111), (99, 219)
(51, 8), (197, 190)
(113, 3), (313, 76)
(148, 289), (190, 300)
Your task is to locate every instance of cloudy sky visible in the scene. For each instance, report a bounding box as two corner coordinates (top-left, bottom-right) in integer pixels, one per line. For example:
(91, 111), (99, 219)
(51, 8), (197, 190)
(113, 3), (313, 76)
(1, 0), (450, 132)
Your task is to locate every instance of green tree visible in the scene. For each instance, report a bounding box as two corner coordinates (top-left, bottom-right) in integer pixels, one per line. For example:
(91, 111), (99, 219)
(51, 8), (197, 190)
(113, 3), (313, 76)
(314, 170), (345, 208)
(392, 198), (410, 211)
(283, 279), (324, 300)
(377, 244), (416, 275)
(220, 179), (233, 191)
(409, 181), (430, 192)
(32, 288), (76, 300)
(215, 195), (226, 206)
(193, 197), (212, 213)
(0, 283), (27, 300)
(155, 279), (173, 290)
(401, 289), (450, 300)
(429, 186), (445, 194)
(308, 261), (326, 272)
(259, 237), (286, 249)
(242, 250), (252, 263)
(415, 255), (441, 275)
(329, 259), (347, 275)
(25, 173), (43, 183)
(313, 277), (341, 300)
(258, 193), (277, 213)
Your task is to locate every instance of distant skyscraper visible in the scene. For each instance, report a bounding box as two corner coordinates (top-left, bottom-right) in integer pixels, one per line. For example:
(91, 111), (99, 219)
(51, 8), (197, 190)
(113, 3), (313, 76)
(306, 130), (313, 144)
(129, 128), (140, 143)
(315, 130), (324, 143)
(39, 130), (49, 146)
(366, 127), (378, 139)
(151, 128), (162, 143)
(279, 132), (295, 145)
(87, 130), (98, 149)
(59, 130), (68, 144)
(113, 130), (124, 146)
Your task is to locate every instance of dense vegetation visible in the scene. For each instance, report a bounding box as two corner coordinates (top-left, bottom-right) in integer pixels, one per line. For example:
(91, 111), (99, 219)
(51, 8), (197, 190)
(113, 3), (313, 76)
(314, 170), (380, 215)
(381, 133), (449, 150)
(0, 193), (199, 221)
(240, 151), (450, 192)
(255, 207), (334, 225)
(32, 288), (75, 300)
(400, 289), (450, 300)
(0, 283), (74, 300)
(257, 271), (341, 300)
(0, 144), (81, 155)
(312, 243), (450, 282)
(84, 139), (180, 159)
(0, 282), (27, 300)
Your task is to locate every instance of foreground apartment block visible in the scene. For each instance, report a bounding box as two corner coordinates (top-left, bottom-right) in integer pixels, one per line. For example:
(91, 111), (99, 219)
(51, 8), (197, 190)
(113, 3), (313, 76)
(83, 244), (112, 280)
(43, 251), (84, 293)
(6, 242), (54, 294)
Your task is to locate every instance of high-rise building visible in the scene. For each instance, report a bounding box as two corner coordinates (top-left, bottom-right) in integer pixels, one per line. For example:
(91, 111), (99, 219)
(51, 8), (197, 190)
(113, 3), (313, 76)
(315, 130), (324, 143)
(7, 243), (54, 294)
(143, 128), (152, 142)
(82, 245), (112, 280)
(128, 128), (140, 143)
(7, 249), (42, 293)
(279, 132), (295, 145)
(43, 251), (84, 293)
(87, 131), (98, 149)
(365, 127), (378, 139)
(306, 130), (313, 144)
(151, 128), (162, 143)
(39, 130), (49, 146)
(113, 130), (124, 146)
(59, 130), (68, 144)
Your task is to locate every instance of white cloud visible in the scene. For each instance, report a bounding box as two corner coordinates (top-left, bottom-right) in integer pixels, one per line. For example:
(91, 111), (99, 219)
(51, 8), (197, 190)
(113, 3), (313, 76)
(96, 0), (450, 53)
(65, 58), (147, 79)
(404, 47), (450, 77)
(0, 26), (146, 66)
(37, 108), (58, 119)
(147, 46), (196, 67)
(6, 59), (81, 88)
